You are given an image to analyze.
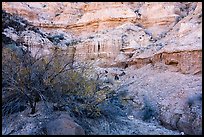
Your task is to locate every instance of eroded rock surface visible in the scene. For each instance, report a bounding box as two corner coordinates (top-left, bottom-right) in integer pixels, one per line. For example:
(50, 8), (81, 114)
(2, 102), (85, 135)
(2, 2), (202, 135)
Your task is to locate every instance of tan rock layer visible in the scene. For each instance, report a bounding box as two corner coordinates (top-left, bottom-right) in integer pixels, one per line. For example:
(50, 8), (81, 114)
(124, 50), (202, 75)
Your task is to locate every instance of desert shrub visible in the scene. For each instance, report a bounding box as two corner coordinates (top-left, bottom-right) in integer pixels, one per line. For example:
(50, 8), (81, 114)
(65, 39), (82, 47)
(2, 10), (113, 118)
(2, 43), (114, 119)
(47, 34), (64, 45)
(98, 93), (127, 119)
(2, 10), (29, 32)
(186, 93), (202, 108)
(61, 69), (112, 118)
(2, 47), (44, 115)
(141, 96), (158, 121)
(186, 93), (202, 118)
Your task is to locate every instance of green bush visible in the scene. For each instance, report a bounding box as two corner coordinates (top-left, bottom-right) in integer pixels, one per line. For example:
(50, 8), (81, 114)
(2, 45), (112, 118)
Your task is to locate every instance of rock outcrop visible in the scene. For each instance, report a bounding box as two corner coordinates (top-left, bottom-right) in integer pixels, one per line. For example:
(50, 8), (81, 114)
(3, 2), (198, 38)
(3, 2), (202, 68)
(2, 2), (202, 135)
(46, 114), (85, 135)
(115, 64), (202, 135)
(2, 102), (85, 135)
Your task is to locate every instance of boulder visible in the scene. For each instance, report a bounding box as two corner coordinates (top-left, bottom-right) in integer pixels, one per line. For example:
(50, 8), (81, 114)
(46, 114), (85, 135)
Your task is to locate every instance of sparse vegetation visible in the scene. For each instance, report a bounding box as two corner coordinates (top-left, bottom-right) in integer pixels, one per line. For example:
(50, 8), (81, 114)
(2, 10), (30, 32)
(2, 4), (202, 134)
(141, 96), (157, 121)
(2, 10), (120, 127)
(2, 41), (115, 119)
(186, 93), (202, 108)
(47, 34), (64, 45)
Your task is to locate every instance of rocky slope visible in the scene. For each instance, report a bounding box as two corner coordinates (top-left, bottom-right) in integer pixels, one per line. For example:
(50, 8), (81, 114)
(2, 2), (202, 135)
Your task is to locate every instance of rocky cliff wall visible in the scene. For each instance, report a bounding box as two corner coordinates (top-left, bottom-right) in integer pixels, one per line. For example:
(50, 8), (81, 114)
(2, 2), (202, 135)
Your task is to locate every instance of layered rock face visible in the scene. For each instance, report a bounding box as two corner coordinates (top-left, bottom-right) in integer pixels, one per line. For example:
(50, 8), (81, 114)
(2, 2), (202, 135)
(3, 2), (202, 69)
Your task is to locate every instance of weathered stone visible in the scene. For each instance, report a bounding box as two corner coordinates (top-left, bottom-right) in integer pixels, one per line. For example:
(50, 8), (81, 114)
(46, 117), (85, 135)
(2, 2), (202, 135)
